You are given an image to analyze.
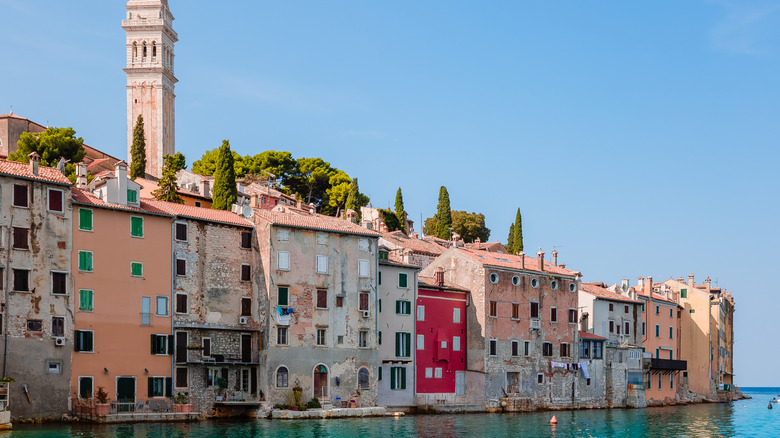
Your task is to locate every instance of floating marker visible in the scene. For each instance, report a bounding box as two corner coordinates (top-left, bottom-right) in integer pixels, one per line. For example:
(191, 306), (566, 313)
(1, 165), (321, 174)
(550, 415), (558, 424)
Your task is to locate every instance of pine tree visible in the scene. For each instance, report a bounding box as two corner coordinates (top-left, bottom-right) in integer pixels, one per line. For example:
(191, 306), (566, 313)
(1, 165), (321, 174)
(345, 178), (360, 221)
(211, 140), (237, 210)
(395, 187), (406, 233)
(152, 154), (185, 204)
(513, 208), (523, 253)
(435, 186), (452, 240)
(507, 222), (515, 254)
(130, 115), (147, 180)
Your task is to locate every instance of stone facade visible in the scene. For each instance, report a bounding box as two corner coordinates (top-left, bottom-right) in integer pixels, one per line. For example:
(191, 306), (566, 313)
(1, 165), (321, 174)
(0, 113), (46, 159)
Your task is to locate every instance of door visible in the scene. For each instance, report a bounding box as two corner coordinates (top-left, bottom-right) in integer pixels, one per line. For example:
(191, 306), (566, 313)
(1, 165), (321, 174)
(116, 377), (136, 403)
(175, 332), (187, 363)
(241, 334), (252, 363)
(313, 364), (328, 398)
(455, 371), (465, 396)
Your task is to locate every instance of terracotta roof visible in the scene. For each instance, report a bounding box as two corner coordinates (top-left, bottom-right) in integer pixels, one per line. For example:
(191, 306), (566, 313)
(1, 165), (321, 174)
(143, 199), (252, 228)
(635, 289), (679, 305)
(378, 253), (420, 269)
(0, 113), (39, 123)
(579, 331), (608, 341)
(457, 248), (580, 277)
(134, 176), (208, 201)
(0, 159), (71, 185)
(71, 188), (172, 216)
(418, 276), (469, 293)
(254, 207), (379, 237)
(380, 231), (446, 256)
(580, 282), (642, 304)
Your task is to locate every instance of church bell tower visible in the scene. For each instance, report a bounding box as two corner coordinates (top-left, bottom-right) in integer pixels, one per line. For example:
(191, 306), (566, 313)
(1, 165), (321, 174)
(122, 0), (177, 179)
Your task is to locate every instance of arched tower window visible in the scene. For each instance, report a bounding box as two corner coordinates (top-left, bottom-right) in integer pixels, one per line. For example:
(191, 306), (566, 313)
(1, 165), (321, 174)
(142, 42), (147, 58)
(152, 42), (157, 58)
(132, 42), (137, 60)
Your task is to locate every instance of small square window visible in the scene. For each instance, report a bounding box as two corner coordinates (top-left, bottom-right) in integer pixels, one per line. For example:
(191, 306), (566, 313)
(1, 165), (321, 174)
(194, 201), (201, 207)
(241, 264), (251, 281)
(175, 223), (187, 241)
(131, 216), (144, 237)
(48, 189), (64, 212)
(13, 184), (28, 207)
(27, 319), (43, 332)
(131, 262), (143, 277)
(51, 272), (68, 295)
(127, 189), (138, 203)
(13, 269), (29, 291)
(79, 209), (93, 231)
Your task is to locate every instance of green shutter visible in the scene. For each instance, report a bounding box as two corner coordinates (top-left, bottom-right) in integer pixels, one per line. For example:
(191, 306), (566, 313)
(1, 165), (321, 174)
(404, 333), (411, 357)
(128, 189), (138, 203)
(168, 335), (174, 355)
(378, 271), (382, 285)
(151, 334), (157, 354)
(165, 377), (172, 397)
(148, 377), (154, 397)
(378, 367), (382, 381)
(395, 333), (401, 357)
(74, 331), (82, 351)
(681, 288), (687, 298)
(379, 299), (382, 313)
(396, 300), (401, 314)
(79, 251), (93, 272)
(88, 291), (94, 311)
(401, 368), (407, 390)
(390, 367), (396, 389)
(79, 209), (93, 231)
(131, 217), (144, 237)
(79, 290), (86, 311)
(399, 273), (407, 288)
(132, 262), (143, 277)
(378, 331), (382, 345)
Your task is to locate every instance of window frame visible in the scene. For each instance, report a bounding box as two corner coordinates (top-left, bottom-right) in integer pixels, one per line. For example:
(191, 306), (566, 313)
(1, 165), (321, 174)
(176, 258), (186, 277)
(276, 366), (289, 387)
(12, 184), (29, 208)
(12, 227), (29, 250)
(79, 208), (94, 231)
(241, 264), (251, 282)
(396, 300), (411, 315)
(489, 300), (497, 318)
(127, 188), (138, 204)
(316, 289), (328, 309)
(240, 231), (252, 249)
(174, 222), (188, 241)
(316, 328), (327, 346)
(489, 339), (497, 356)
(278, 286), (289, 307)
(51, 271), (68, 295)
(358, 259), (370, 278)
(12, 269), (30, 292)
(47, 188), (64, 213)
(359, 330), (369, 348)
(316, 255), (328, 274)
(569, 308), (577, 324)
(130, 216), (144, 238)
(131, 261), (143, 277)
(155, 295), (169, 316)
(277, 251), (290, 271)
(175, 293), (188, 314)
(75, 329), (95, 353)
(550, 307), (557, 323)
(79, 289), (94, 312)
(277, 327), (288, 346)
(511, 303), (520, 320)
(511, 340), (519, 357)
(398, 272), (408, 288)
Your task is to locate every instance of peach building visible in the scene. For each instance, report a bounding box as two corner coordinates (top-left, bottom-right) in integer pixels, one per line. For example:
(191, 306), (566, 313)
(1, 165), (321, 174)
(71, 162), (174, 405)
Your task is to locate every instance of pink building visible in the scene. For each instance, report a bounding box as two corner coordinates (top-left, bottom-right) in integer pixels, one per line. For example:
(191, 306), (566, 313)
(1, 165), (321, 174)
(415, 269), (469, 405)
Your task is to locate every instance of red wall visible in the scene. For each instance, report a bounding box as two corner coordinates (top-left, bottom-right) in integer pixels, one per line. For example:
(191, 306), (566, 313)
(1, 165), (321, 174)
(416, 287), (467, 394)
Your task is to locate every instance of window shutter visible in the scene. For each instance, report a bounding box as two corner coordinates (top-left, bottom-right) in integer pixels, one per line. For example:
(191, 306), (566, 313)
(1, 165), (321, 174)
(168, 335), (174, 355)
(390, 367), (396, 389)
(148, 377), (154, 397)
(165, 377), (172, 397)
(401, 368), (407, 390)
(396, 300), (401, 314)
(405, 333), (411, 357)
(85, 332), (93, 352)
(251, 367), (258, 395)
(206, 370), (210, 386)
(378, 367), (382, 381)
(395, 333), (401, 357)
(74, 331), (82, 352)
(151, 334), (156, 354)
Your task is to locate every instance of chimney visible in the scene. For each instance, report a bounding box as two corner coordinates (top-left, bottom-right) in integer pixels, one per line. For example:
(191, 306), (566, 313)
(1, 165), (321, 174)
(435, 267), (445, 287)
(559, 263), (565, 269)
(296, 199), (303, 209)
(637, 276), (644, 291)
(309, 203), (316, 214)
(28, 151), (40, 176)
(76, 162), (88, 188)
(645, 276), (653, 294)
(687, 274), (694, 287)
(676, 276), (684, 283)
(200, 180), (211, 198)
(345, 209), (357, 223)
(705, 277), (711, 289)
(474, 237), (481, 249)
(412, 232), (419, 239)
(537, 249), (545, 272)
(402, 248), (413, 265)
(115, 161), (128, 205)
(621, 278), (629, 293)
(518, 251), (525, 270)
(552, 250), (558, 266)
(250, 192), (259, 208)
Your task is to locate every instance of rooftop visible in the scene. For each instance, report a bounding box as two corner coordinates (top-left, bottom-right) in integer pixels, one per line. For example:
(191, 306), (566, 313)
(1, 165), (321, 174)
(418, 276), (469, 293)
(144, 199), (252, 227)
(254, 206), (379, 237)
(379, 231), (446, 256)
(579, 331), (608, 341)
(580, 282), (642, 304)
(457, 248), (580, 277)
(72, 188), (172, 216)
(0, 158), (71, 185)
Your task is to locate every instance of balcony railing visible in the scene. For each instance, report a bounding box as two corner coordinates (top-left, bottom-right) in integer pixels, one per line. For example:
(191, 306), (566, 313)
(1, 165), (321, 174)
(650, 358), (687, 371)
(141, 312), (151, 325)
(530, 319), (541, 330)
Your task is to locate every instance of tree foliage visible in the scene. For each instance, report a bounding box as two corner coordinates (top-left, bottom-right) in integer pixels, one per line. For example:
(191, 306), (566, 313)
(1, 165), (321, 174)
(435, 186), (452, 239)
(379, 208), (402, 232)
(395, 187), (406, 233)
(211, 140), (237, 210)
(451, 211), (490, 243)
(130, 115), (147, 180)
(9, 126), (85, 179)
(507, 223), (515, 253)
(344, 178), (370, 221)
(153, 154), (186, 204)
(513, 208), (523, 253)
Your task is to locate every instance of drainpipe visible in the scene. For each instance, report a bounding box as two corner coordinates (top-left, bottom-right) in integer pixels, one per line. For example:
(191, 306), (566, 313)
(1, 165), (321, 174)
(170, 218), (176, 397)
(2, 216), (13, 378)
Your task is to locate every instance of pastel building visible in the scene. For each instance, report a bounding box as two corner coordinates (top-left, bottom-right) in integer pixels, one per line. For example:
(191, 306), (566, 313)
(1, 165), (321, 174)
(0, 157), (73, 419)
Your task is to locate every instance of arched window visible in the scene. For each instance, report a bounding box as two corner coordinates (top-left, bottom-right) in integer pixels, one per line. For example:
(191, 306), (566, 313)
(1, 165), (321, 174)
(132, 42), (137, 60)
(142, 42), (147, 58)
(276, 366), (288, 387)
(358, 367), (369, 389)
(152, 42), (157, 58)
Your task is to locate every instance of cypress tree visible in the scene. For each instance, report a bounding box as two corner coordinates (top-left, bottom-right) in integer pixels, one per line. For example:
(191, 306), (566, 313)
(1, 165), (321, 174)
(345, 178), (361, 221)
(507, 222), (515, 254)
(211, 140), (237, 210)
(513, 208), (523, 253)
(435, 186), (452, 240)
(130, 114), (146, 180)
(395, 187), (406, 233)
(152, 154), (185, 204)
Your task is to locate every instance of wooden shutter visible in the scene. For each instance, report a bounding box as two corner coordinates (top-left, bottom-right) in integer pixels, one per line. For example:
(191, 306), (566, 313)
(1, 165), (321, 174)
(165, 377), (172, 397)
(401, 368), (407, 390)
(168, 335), (174, 355)
(151, 334), (157, 354)
(74, 331), (82, 351)
(251, 367), (258, 395)
(148, 377), (154, 397)
(80, 209), (92, 230)
(404, 333), (411, 357)
(395, 333), (401, 357)
(390, 367), (396, 389)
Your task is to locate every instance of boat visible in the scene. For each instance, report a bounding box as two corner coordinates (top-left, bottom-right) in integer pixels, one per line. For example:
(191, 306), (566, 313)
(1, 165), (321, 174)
(771, 398), (779, 403)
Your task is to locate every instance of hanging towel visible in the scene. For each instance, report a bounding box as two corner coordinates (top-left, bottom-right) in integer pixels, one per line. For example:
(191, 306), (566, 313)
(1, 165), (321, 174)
(580, 362), (589, 379)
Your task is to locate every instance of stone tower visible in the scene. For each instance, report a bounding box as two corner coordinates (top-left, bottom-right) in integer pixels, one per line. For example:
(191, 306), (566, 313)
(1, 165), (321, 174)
(122, 0), (177, 179)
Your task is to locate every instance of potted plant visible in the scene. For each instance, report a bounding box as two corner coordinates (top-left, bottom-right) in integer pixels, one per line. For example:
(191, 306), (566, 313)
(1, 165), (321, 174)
(94, 387), (110, 416)
(292, 386), (303, 407)
(173, 391), (191, 413)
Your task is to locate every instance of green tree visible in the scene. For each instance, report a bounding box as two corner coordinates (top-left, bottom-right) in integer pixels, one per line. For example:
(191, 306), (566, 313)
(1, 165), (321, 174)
(507, 222), (515, 253)
(211, 140), (237, 210)
(395, 187), (406, 233)
(513, 208), (523, 253)
(152, 154), (186, 204)
(435, 186), (452, 239)
(326, 170), (353, 217)
(9, 126), (86, 179)
(192, 147), (246, 177)
(451, 211), (490, 243)
(344, 178), (370, 221)
(130, 115), (147, 180)
(380, 208), (402, 232)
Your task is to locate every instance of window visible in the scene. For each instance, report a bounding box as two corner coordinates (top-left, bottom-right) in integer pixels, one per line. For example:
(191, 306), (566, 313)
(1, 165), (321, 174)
(358, 238), (369, 252)
(277, 251), (290, 270)
(530, 302), (539, 318)
(531, 278), (539, 288)
(609, 303), (614, 312)
(569, 309), (577, 323)
(50, 317), (65, 337)
(379, 251), (389, 261)
(317, 329), (326, 346)
(550, 280), (558, 290)
(656, 305), (660, 315)
(194, 201), (201, 207)
(655, 324), (659, 337)
(378, 271), (382, 285)
(681, 288), (687, 298)
(489, 273), (499, 284)
(625, 321), (630, 335)
(202, 338), (211, 357)
(542, 342), (553, 357)
(175, 223), (187, 241)
(625, 305), (629, 314)
(278, 287), (289, 306)
(317, 232), (328, 246)
(658, 373), (662, 390)
(241, 231), (252, 249)
(434, 368), (443, 378)
(277, 327), (288, 345)
(207, 368), (220, 387)
(560, 343), (569, 357)
(78, 251), (93, 272)
(79, 290), (94, 312)
(241, 264), (251, 281)
(175, 367), (188, 388)
(75, 330), (94, 352)
(511, 340), (519, 356)
(670, 373), (674, 389)
(149, 376), (167, 397)
(538, 374), (544, 384)
(176, 293), (188, 314)
(511, 303), (520, 319)
(359, 330), (368, 348)
(277, 228), (290, 241)
(316, 255), (328, 273)
(142, 297), (151, 325)
(156, 296), (168, 316)
(276, 367), (289, 387)
(79, 208), (93, 231)
(390, 367), (406, 390)
(453, 336), (461, 351)
(12, 227), (28, 249)
(12, 184), (28, 207)
(396, 300), (410, 315)
(151, 334), (170, 355)
(489, 301), (497, 317)
(524, 341), (530, 356)
(579, 340), (590, 359)
(642, 322), (646, 336)
(241, 297), (251, 316)
(669, 308), (673, 318)
(378, 332), (382, 345)
(594, 341), (603, 359)
(13, 269), (29, 291)
(131, 262), (143, 277)
(417, 334), (425, 350)
(176, 259), (186, 276)
(127, 189), (138, 203)
(131, 216), (144, 237)
(360, 293), (370, 311)
(669, 326), (673, 339)
(316, 290), (328, 309)
(79, 377), (93, 399)
(512, 275), (520, 286)
(358, 368), (369, 389)
(425, 367), (433, 378)
(453, 308), (461, 323)
(26, 319), (42, 332)
(489, 339), (497, 356)
(358, 259), (370, 278)
(609, 320), (615, 333)
(395, 332), (411, 357)
(48, 189), (63, 212)
(51, 271), (67, 295)
(417, 305), (425, 321)
(550, 307), (557, 322)
(398, 272), (408, 288)
(336, 296), (343, 307)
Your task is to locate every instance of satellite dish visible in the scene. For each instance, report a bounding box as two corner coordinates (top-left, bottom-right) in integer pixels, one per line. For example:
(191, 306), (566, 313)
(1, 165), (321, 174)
(243, 206), (254, 218)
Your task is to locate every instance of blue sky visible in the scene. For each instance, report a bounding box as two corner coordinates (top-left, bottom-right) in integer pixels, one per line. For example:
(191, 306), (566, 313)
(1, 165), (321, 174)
(1, 0), (778, 386)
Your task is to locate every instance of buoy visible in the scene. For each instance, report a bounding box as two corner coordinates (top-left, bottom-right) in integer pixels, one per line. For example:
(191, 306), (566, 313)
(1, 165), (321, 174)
(550, 415), (558, 424)
(769, 403), (773, 409)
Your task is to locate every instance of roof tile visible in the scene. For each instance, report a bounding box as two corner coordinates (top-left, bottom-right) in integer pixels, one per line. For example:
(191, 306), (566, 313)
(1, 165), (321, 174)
(458, 248), (579, 277)
(254, 207), (378, 237)
(0, 159), (70, 185)
(580, 282), (642, 304)
(143, 199), (252, 227)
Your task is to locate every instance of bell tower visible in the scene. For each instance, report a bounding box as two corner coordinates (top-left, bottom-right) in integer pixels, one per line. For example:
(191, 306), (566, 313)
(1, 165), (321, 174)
(122, 0), (177, 179)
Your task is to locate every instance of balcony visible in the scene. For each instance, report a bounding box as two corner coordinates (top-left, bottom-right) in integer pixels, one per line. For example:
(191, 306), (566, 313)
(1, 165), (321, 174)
(650, 358), (687, 371)
(530, 319), (541, 330)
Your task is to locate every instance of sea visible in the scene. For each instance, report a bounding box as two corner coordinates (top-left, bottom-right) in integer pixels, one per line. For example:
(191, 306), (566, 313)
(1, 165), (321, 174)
(6, 387), (779, 437)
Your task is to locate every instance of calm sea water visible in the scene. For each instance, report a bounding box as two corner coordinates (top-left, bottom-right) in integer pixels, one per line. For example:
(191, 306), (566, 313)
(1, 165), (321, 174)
(7, 387), (779, 437)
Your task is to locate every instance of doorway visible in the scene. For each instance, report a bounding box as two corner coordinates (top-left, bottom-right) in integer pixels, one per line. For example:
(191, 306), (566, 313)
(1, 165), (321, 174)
(313, 364), (328, 398)
(116, 376), (136, 403)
